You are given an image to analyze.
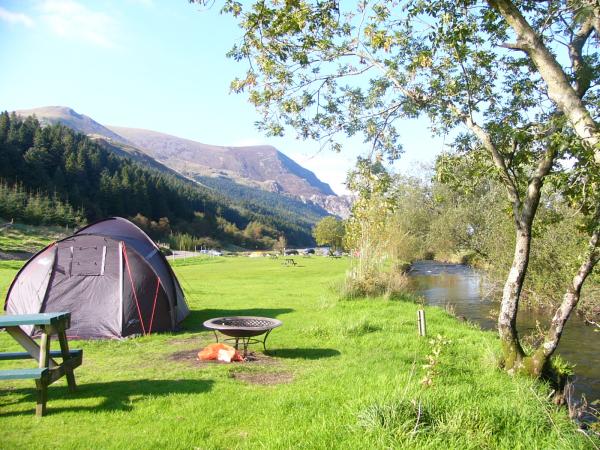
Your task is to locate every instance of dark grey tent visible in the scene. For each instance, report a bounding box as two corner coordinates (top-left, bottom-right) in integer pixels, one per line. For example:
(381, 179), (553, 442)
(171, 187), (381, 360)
(4, 217), (189, 339)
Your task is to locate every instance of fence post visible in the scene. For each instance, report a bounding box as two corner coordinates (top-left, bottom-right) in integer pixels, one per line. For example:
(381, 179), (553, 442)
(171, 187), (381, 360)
(417, 309), (427, 336)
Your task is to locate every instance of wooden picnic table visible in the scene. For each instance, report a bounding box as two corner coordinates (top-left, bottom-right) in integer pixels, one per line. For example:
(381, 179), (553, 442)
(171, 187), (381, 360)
(282, 258), (297, 266)
(0, 312), (82, 416)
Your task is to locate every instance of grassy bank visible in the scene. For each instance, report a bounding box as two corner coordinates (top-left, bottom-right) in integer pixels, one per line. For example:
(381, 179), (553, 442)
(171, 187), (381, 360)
(0, 222), (70, 256)
(0, 257), (596, 449)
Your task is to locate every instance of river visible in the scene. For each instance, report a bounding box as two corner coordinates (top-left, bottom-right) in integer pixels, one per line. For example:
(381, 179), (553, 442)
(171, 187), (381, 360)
(408, 260), (599, 406)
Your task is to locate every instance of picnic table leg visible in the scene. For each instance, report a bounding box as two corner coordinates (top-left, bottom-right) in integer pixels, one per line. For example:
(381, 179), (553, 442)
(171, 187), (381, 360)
(35, 378), (47, 417)
(58, 331), (76, 391)
(36, 331), (51, 417)
(5, 326), (58, 369)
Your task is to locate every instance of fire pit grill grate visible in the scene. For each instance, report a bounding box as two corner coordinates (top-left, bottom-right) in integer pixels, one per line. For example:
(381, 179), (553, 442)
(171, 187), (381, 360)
(219, 318), (276, 328)
(203, 316), (282, 356)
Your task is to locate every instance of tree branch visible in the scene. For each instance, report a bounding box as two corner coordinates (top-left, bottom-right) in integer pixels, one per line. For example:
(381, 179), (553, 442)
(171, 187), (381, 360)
(455, 106), (522, 216)
(521, 143), (557, 228)
(537, 207), (600, 360)
(499, 41), (528, 52)
(487, 0), (600, 163)
(569, 16), (594, 98)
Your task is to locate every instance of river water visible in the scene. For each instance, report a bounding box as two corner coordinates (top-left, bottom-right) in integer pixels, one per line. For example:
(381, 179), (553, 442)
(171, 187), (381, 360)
(408, 260), (599, 405)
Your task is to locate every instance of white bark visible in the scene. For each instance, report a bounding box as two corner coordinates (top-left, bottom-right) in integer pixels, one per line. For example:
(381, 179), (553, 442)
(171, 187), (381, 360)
(538, 220), (600, 360)
(497, 230), (530, 351)
(488, 0), (600, 164)
(461, 112), (557, 366)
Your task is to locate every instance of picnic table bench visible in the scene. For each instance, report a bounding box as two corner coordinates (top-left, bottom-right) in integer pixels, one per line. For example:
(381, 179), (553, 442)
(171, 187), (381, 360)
(0, 312), (82, 416)
(282, 258), (297, 266)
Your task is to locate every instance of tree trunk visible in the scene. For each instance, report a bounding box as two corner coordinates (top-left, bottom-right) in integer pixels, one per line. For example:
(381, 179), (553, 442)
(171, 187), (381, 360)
(498, 227), (529, 371)
(526, 223), (600, 376)
(487, 0), (600, 164)
(494, 146), (555, 374)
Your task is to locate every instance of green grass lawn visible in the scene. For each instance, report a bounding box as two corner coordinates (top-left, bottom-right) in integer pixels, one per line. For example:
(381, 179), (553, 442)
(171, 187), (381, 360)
(0, 222), (69, 255)
(0, 257), (596, 449)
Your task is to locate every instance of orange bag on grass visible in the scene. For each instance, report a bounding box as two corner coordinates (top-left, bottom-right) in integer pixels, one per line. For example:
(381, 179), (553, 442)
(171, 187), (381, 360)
(198, 343), (243, 362)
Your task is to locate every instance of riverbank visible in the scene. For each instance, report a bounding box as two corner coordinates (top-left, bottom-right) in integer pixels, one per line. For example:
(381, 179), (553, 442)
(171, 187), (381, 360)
(0, 257), (597, 448)
(432, 251), (600, 323)
(414, 253), (600, 330)
(409, 260), (600, 416)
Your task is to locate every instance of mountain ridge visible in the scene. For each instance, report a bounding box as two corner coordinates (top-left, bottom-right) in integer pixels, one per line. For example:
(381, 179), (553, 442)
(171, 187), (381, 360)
(15, 106), (132, 145)
(14, 106), (351, 218)
(106, 125), (337, 197)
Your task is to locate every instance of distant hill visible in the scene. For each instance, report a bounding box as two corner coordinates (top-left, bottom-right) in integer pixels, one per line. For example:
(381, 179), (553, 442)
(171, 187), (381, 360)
(0, 111), (322, 247)
(108, 126), (337, 198)
(14, 106), (351, 218)
(15, 106), (131, 145)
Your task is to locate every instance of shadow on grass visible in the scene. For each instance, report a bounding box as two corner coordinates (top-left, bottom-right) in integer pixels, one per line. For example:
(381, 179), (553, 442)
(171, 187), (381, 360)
(181, 308), (294, 332)
(267, 348), (341, 359)
(0, 378), (213, 416)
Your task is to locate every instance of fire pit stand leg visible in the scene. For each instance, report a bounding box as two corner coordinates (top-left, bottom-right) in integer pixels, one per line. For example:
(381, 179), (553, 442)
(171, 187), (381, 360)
(262, 329), (273, 351)
(229, 337), (250, 357)
(243, 337), (250, 356)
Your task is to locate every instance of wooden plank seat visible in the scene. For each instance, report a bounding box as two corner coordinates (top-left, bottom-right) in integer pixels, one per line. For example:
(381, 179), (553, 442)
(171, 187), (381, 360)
(0, 312), (71, 328)
(0, 349), (82, 361)
(0, 368), (48, 381)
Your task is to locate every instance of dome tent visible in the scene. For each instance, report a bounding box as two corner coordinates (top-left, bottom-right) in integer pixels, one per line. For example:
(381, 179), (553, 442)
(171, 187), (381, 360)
(4, 217), (189, 339)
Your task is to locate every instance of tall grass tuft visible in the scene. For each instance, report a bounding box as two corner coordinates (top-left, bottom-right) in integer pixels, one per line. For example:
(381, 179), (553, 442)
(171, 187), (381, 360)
(339, 268), (409, 300)
(357, 399), (433, 434)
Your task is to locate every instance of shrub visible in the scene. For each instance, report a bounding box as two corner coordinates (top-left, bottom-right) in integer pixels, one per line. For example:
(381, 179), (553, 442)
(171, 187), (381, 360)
(339, 268), (409, 300)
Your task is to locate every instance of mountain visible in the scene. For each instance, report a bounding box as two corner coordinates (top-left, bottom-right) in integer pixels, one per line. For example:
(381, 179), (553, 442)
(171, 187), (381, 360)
(15, 107), (192, 179)
(107, 126), (336, 197)
(14, 106), (351, 218)
(1, 112), (322, 247)
(15, 106), (130, 145)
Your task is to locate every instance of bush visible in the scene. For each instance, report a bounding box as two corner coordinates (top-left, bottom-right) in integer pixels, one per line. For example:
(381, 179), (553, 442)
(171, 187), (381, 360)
(339, 268), (409, 300)
(159, 246), (173, 256)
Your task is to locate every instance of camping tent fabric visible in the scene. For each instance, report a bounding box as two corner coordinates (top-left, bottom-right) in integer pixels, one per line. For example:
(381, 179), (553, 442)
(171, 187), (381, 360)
(4, 217), (189, 339)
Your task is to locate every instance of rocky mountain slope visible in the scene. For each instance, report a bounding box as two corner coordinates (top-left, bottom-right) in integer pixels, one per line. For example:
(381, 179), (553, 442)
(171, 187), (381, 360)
(15, 106), (351, 218)
(107, 126), (336, 197)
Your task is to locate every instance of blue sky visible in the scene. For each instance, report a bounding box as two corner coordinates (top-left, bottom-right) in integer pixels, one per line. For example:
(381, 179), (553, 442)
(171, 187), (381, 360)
(0, 0), (444, 195)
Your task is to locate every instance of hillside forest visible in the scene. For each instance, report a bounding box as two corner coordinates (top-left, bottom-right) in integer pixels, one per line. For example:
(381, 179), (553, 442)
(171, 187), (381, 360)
(0, 111), (323, 249)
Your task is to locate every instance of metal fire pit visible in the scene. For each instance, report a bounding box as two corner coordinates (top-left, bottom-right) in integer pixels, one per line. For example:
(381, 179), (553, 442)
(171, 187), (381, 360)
(203, 316), (282, 355)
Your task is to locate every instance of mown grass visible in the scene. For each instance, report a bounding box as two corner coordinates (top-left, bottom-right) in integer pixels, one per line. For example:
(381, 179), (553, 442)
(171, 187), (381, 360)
(0, 257), (596, 449)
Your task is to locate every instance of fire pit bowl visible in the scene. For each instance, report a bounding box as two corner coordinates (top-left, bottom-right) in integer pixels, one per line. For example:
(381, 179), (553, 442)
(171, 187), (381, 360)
(203, 316), (282, 354)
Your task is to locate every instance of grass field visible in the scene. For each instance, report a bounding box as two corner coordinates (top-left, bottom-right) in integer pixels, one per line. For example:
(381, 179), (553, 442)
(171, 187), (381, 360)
(0, 256), (596, 449)
(0, 222), (69, 255)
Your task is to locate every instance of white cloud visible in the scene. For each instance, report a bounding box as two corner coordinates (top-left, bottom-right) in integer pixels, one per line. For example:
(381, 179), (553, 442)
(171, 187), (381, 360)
(0, 6), (35, 27)
(38, 0), (117, 48)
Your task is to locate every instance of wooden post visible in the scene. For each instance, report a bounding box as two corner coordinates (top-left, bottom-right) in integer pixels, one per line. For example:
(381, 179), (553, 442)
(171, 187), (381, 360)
(417, 310), (427, 336)
(35, 379), (47, 417)
(58, 331), (76, 391)
(36, 332), (50, 417)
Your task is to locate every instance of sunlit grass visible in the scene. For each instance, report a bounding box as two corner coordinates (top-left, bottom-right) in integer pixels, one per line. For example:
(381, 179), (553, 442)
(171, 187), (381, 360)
(0, 256), (594, 449)
(0, 222), (69, 254)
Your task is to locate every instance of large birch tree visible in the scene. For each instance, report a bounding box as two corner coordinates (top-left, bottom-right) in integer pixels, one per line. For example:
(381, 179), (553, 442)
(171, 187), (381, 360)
(195, 0), (600, 377)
